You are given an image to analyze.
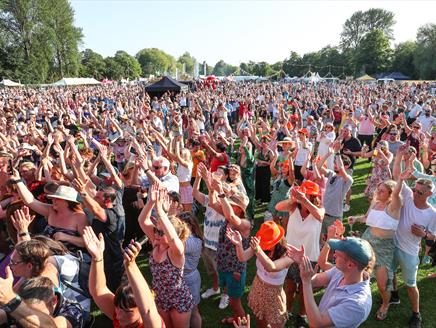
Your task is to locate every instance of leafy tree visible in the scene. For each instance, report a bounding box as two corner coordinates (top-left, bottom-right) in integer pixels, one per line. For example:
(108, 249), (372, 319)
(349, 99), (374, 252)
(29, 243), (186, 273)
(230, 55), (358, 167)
(354, 29), (392, 75)
(113, 50), (142, 79)
(391, 41), (417, 79)
(282, 51), (304, 77)
(80, 49), (106, 79)
(340, 9), (395, 51)
(212, 60), (237, 76)
(0, 0), (82, 83)
(177, 52), (196, 75)
(104, 56), (123, 80)
(414, 23), (436, 79)
(136, 48), (176, 76)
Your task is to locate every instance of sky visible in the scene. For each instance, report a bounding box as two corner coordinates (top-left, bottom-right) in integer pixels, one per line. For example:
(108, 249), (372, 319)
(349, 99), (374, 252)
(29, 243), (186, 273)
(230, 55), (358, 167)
(70, 0), (436, 66)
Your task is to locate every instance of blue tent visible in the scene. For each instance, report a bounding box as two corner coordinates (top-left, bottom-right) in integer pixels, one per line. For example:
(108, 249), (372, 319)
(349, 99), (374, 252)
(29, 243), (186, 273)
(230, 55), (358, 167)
(376, 72), (410, 80)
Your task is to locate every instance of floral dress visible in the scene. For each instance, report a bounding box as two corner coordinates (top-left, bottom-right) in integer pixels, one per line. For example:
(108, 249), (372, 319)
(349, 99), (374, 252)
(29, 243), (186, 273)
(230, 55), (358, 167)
(364, 157), (392, 199)
(149, 255), (194, 313)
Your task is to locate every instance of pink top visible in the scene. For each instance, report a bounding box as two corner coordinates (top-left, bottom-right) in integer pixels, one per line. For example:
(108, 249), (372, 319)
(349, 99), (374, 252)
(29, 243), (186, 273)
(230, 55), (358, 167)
(358, 117), (375, 135)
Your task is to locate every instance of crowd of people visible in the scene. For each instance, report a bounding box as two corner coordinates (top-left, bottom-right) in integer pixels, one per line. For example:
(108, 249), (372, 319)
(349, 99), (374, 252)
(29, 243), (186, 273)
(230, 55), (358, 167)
(0, 79), (434, 328)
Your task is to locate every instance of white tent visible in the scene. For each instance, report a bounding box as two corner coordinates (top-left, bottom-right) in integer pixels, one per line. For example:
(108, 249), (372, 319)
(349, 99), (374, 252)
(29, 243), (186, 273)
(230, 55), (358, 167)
(52, 77), (101, 86)
(0, 79), (23, 87)
(302, 72), (322, 83)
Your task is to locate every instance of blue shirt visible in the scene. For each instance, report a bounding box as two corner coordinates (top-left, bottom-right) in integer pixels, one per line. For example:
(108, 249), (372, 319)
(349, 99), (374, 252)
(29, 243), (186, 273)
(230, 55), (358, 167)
(318, 267), (372, 328)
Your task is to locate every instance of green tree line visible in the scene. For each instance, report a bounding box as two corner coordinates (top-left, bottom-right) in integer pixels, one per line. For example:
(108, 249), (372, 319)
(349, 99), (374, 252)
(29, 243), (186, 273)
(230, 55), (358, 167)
(0, 3), (434, 83)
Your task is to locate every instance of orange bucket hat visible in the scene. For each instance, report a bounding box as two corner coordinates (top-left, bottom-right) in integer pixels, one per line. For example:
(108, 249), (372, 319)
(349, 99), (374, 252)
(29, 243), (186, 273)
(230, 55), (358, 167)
(297, 180), (321, 197)
(255, 221), (285, 250)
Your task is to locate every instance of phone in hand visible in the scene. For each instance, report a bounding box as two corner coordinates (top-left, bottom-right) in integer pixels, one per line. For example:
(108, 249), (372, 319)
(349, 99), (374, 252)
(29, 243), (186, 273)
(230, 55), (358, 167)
(137, 235), (149, 246)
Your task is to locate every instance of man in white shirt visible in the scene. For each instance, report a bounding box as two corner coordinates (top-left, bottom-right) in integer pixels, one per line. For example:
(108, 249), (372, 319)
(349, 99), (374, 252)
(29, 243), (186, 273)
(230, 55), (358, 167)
(416, 108), (436, 134)
(392, 171), (436, 328)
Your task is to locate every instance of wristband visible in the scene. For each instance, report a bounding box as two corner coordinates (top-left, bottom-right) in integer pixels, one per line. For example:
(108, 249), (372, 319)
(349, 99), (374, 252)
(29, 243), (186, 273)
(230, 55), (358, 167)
(144, 168), (150, 174)
(18, 231), (29, 237)
(218, 193), (226, 198)
(9, 179), (24, 185)
(1, 295), (22, 313)
(92, 258), (103, 262)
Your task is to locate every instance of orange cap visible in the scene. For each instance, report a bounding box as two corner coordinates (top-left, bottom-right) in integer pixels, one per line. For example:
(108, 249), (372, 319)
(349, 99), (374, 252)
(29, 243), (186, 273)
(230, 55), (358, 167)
(298, 128), (309, 136)
(297, 180), (321, 197)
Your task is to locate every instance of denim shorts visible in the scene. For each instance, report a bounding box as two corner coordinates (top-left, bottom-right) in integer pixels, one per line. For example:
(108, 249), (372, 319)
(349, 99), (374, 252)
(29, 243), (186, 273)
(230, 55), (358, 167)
(392, 247), (419, 287)
(218, 270), (247, 298)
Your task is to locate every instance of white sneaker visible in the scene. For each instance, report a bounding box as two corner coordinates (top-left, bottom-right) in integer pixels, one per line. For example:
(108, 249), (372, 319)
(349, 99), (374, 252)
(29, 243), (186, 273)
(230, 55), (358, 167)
(201, 288), (220, 299)
(219, 293), (229, 309)
(343, 204), (350, 212)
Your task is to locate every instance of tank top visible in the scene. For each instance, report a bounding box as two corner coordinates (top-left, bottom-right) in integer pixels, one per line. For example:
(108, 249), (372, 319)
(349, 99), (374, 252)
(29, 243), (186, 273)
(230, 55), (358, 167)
(255, 259), (288, 286)
(366, 208), (399, 231)
(177, 163), (193, 183)
(286, 209), (322, 262)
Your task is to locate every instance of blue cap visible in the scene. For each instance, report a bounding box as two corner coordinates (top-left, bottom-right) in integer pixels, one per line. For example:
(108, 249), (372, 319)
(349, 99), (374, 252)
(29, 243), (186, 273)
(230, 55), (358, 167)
(328, 237), (373, 266)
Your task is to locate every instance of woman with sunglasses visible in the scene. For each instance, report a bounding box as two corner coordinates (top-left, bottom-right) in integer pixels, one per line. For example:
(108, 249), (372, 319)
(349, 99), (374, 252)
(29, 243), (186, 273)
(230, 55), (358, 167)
(137, 184), (193, 328)
(403, 118), (425, 154)
(348, 180), (401, 320)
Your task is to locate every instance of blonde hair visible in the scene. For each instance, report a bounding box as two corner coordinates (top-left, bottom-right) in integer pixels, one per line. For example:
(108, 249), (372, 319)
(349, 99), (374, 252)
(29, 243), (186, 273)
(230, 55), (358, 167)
(168, 215), (191, 242)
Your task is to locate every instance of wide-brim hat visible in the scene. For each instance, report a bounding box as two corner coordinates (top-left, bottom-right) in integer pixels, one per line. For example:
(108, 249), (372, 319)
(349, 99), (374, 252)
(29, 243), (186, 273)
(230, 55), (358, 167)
(298, 128), (309, 136)
(277, 137), (296, 147)
(297, 180), (321, 197)
(228, 191), (249, 213)
(256, 221), (285, 250)
(47, 186), (79, 203)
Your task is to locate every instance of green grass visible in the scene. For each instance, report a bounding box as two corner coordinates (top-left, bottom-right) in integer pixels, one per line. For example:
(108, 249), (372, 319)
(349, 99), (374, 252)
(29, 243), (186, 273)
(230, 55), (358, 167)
(93, 158), (436, 327)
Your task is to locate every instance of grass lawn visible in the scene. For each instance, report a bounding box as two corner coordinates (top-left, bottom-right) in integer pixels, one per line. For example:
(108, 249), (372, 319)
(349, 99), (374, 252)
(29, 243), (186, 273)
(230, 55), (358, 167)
(93, 158), (436, 327)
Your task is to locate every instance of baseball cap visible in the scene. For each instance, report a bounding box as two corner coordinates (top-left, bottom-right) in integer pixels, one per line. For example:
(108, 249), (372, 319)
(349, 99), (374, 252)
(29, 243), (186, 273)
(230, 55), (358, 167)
(328, 237), (373, 266)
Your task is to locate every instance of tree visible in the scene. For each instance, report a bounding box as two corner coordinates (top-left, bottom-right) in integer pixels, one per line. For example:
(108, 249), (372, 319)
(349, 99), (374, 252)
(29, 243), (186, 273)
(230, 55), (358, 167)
(414, 23), (436, 79)
(177, 52), (196, 75)
(282, 51), (304, 77)
(391, 41), (417, 79)
(354, 29), (392, 75)
(113, 50), (141, 79)
(43, 0), (83, 79)
(0, 0), (82, 83)
(340, 9), (395, 51)
(80, 49), (106, 79)
(135, 48), (176, 77)
(212, 60), (237, 76)
(104, 57), (123, 80)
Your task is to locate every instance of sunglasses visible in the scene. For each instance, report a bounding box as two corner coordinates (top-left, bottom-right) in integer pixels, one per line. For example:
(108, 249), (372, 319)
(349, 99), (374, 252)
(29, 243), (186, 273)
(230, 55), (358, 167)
(153, 165), (162, 170)
(153, 227), (164, 236)
(10, 258), (25, 266)
(411, 187), (425, 196)
(413, 126), (420, 129)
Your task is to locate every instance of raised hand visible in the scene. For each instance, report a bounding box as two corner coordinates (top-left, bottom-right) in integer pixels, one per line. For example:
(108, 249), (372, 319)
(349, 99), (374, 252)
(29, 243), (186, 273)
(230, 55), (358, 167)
(123, 239), (142, 266)
(285, 243), (304, 263)
(232, 315), (251, 328)
(83, 226), (105, 261)
(249, 236), (261, 252)
(0, 267), (17, 306)
(12, 206), (35, 233)
(226, 227), (242, 247)
(299, 256), (315, 284)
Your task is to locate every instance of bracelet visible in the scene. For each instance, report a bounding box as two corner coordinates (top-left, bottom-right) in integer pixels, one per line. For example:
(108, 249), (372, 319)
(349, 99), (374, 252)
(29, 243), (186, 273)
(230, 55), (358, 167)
(18, 231), (29, 237)
(92, 258), (103, 262)
(144, 168), (150, 174)
(253, 246), (260, 253)
(9, 179), (23, 185)
(1, 295), (22, 313)
(218, 193), (226, 198)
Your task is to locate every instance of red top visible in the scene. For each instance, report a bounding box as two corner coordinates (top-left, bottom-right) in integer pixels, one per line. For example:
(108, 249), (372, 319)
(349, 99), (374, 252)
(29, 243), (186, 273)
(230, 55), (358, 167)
(210, 153), (229, 172)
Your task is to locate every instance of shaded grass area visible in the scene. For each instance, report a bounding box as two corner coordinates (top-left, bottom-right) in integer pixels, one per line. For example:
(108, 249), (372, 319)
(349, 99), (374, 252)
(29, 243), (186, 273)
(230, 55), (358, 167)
(93, 158), (436, 327)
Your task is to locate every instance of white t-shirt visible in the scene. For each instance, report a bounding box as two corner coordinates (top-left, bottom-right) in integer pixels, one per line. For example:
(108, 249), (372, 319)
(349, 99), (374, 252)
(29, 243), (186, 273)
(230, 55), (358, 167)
(417, 115), (436, 134)
(394, 183), (436, 256)
(294, 141), (313, 166)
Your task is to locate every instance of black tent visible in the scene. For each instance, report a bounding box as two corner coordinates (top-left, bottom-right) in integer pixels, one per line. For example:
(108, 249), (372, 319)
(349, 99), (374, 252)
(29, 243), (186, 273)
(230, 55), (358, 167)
(144, 76), (188, 97)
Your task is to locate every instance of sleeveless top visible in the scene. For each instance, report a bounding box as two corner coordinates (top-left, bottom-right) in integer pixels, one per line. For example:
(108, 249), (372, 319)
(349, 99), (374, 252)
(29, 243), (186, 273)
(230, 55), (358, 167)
(286, 209), (322, 262)
(366, 207), (399, 231)
(255, 258), (288, 286)
(177, 163), (193, 183)
(149, 255), (193, 313)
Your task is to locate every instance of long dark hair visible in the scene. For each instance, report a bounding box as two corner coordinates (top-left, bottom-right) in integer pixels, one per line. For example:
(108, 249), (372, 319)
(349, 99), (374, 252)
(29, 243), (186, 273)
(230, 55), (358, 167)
(266, 238), (287, 261)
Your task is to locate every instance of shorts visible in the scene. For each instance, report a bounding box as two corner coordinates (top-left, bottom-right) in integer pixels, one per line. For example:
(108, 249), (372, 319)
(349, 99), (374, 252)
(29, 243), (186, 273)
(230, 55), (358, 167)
(202, 247), (217, 275)
(322, 213), (340, 234)
(179, 184), (193, 204)
(286, 261), (318, 284)
(392, 247), (419, 287)
(218, 270), (247, 298)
